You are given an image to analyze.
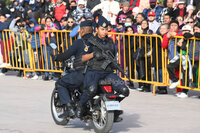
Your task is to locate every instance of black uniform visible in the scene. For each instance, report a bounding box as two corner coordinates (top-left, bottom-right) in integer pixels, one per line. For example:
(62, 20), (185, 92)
(55, 33), (93, 105)
(84, 35), (130, 100)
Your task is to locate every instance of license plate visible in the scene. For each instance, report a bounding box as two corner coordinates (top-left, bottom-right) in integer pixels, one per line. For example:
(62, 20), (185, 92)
(105, 101), (120, 110)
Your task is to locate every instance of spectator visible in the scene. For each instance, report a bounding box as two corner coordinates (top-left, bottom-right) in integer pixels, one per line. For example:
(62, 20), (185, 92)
(173, 0), (187, 19)
(162, 20), (183, 95)
(9, 17), (26, 77)
(159, 0), (174, 24)
(132, 7), (140, 20)
(148, 11), (160, 33)
(91, 0), (120, 26)
(153, 24), (169, 94)
(72, 0), (91, 24)
(55, 0), (67, 22)
(176, 16), (184, 29)
(167, 25), (193, 98)
(185, 17), (195, 30)
(116, 1), (132, 26)
(0, 14), (12, 68)
(70, 16), (86, 38)
(135, 13), (145, 32)
(163, 14), (172, 25)
(124, 26), (135, 88)
(190, 23), (200, 88)
(184, 4), (194, 21)
(143, 0), (163, 22)
(135, 19), (153, 92)
(27, 18), (41, 79)
(36, 17), (59, 80)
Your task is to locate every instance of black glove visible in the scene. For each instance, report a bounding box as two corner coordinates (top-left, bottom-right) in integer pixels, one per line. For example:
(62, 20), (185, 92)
(94, 51), (104, 60)
(183, 33), (193, 39)
(194, 32), (200, 38)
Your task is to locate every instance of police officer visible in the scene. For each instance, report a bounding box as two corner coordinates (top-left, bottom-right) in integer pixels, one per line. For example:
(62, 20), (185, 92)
(82, 16), (130, 122)
(54, 20), (94, 118)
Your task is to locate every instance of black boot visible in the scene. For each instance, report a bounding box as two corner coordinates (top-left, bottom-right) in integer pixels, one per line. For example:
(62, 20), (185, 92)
(76, 104), (83, 118)
(114, 110), (123, 122)
(58, 103), (75, 118)
(129, 81), (135, 89)
(17, 70), (23, 77)
(156, 87), (168, 94)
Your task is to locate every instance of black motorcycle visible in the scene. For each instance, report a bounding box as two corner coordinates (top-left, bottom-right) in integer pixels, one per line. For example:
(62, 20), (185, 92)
(50, 58), (123, 133)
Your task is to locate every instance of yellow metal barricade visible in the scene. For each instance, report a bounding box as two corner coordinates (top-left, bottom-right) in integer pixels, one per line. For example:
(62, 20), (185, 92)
(2, 29), (200, 95)
(166, 36), (200, 91)
(24, 30), (76, 74)
(108, 32), (168, 95)
(0, 30), (34, 74)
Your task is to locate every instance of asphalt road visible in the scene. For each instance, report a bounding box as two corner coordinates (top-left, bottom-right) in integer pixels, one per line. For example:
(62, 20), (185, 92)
(0, 72), (200, 133)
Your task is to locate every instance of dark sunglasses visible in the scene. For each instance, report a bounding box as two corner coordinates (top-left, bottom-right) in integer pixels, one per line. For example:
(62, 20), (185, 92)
(186, 21), (193, 24)
(68, 21), (74, 23)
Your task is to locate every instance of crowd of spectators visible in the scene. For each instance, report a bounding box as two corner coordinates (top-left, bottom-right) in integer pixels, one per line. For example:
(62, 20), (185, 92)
(0, 0), (200, 98)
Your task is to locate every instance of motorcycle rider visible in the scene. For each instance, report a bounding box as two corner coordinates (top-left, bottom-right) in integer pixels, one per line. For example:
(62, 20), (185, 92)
(54, 20), (94, 118)
(78, 16), (130, 122)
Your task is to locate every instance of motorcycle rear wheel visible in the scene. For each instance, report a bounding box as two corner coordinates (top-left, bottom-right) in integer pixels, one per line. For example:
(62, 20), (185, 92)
(51, 88), (69, 125)
(91, 98), (114, 133)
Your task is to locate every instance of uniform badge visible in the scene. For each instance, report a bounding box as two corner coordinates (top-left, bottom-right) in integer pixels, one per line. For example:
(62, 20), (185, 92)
(84, 45), (89, 52)
(102, 22), (106, 28)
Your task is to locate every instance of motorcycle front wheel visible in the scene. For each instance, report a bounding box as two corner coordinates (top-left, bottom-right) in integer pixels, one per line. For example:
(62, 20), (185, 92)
(51, 88), (69, 125)
(91, 97), (114, 133)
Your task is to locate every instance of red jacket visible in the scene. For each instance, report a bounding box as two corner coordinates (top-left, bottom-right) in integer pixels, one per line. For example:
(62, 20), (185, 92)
(55, 4), (66, 21)
(161, 30), (182, 49)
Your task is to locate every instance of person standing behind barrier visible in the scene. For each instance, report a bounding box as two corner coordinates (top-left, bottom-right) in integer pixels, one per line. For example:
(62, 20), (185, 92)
(9, 17), (26, 77)
(135, 19), (153, 92)
(148, 11), (160, 33)
(0, 14), (12, 68)
(27, 18), (41, 79)
(135, 13), (145, 32)
(167, 25), (193, 98)
(153, 24), (169, 94)
(162, 20), (183, 95)
(189, 23), (200, 88)
(36, 17), (59, 80)
(124, 26), (135, 88)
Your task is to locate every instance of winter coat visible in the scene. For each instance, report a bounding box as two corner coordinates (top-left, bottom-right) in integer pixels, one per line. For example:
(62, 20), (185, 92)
(55, 3), (66, 21)
(27, 19), (40, 50)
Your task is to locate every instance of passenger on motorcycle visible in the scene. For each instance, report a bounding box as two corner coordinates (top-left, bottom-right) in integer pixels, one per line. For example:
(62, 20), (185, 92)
(79, 16), (130, 122)
(54, 20), (94, 118)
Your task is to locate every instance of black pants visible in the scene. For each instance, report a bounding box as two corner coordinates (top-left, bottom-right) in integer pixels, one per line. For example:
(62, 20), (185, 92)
(56, 71), (84, 105)
(137, 58), (151, 88)
(192, 61), (199, 84)
(167, 58), (189, 93)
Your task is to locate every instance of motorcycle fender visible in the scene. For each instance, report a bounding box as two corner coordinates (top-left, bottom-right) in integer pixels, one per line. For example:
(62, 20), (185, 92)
(105, 101), (120, 111)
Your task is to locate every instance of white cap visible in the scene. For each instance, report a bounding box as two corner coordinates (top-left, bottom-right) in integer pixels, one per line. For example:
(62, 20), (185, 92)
(182, 25), (192, 31)
(78, 0), (85, 5)
(176, 0), (186, 4)
(186, 5), (194, 12)
(132, 7), (140, 14)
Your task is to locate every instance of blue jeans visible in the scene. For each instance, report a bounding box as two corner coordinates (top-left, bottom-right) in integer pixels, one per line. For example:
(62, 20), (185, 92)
(42, 45), (52, 76)
(153, 68), (165, 88)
